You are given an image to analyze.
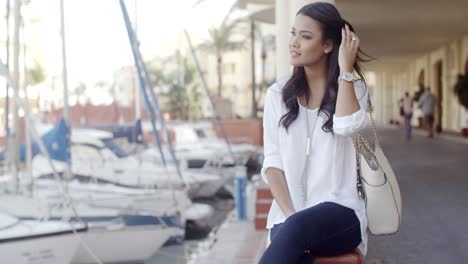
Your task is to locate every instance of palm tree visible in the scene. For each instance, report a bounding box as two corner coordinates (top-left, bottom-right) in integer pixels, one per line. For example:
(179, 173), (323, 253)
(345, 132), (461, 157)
(199, 17), (247, 97)
(147, 56), (201, 120)
(72, 81), (87, 104)
(257, 33), (276, 115)
(248, 24), (275, 118)
(25, 61), (45, 109)
(27, 61), (45, 85)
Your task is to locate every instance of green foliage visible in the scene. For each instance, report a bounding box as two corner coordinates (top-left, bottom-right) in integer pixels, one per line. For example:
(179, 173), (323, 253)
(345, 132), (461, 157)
(200, 17), (247, 54)
(73, 81), (87, 103)
(27, 61), (45, 85)
(147, 57), (202, 120)
(198, 17), (247, 97)
(74, 82), (87, 95)
(188, 72), (203, 120)
(454, 74), (468, 109)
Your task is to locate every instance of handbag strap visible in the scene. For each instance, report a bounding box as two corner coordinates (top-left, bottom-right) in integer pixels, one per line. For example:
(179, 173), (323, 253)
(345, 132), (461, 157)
(366, 95), (379, 148)
(353, 93), (379, 200)
(352, 134), (366, 200)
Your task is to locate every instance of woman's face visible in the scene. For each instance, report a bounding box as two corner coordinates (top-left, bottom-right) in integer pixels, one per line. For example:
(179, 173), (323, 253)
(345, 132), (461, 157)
(289, 14), (332, 67)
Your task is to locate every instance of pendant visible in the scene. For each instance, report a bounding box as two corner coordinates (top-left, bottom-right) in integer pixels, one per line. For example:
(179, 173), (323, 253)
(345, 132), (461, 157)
(306, 137), (311, 156)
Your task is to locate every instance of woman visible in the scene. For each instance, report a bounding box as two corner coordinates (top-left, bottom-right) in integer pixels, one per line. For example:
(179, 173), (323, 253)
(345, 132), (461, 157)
(259, 2), (372, 263)
(402, 92), (413, 140)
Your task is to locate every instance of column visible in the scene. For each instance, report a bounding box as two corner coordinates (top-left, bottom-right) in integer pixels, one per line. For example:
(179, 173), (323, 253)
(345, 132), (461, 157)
(275, 0), (290, 80)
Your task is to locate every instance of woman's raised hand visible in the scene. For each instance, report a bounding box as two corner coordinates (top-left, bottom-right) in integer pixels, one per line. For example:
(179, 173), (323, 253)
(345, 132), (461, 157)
(338, 24), (359, 72)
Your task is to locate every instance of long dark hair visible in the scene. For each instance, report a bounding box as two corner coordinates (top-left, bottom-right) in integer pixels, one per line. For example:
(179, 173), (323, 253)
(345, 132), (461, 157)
(279, 2), (373, 132)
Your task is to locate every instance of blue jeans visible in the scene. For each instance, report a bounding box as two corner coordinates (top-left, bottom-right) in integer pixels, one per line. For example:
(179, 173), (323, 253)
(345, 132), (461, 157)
(259, 202), (362, 264)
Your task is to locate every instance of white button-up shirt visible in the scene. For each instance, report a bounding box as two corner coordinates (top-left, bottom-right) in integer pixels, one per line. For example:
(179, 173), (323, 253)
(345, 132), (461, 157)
(261, 79), (369, 256)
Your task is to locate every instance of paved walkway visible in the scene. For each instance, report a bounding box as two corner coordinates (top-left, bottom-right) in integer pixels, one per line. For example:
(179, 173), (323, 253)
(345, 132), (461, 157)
(365, 128), (468, 264)
(192, 216), (267, 264)
(191, 182), (266, 264)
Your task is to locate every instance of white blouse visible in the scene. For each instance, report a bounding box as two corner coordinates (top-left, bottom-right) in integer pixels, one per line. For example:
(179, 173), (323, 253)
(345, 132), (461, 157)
(261, 79), (369, 256)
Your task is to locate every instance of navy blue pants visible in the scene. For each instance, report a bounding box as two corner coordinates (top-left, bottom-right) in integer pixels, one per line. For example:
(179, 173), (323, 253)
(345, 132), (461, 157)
(259, 202), (362, 264)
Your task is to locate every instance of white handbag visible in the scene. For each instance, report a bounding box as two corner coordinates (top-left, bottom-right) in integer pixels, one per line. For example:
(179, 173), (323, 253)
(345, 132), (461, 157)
(353, 98), (402, 235)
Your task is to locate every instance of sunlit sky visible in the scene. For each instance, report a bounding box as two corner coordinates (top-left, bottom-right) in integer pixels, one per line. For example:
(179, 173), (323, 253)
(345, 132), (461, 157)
(1, 0), (238, 88)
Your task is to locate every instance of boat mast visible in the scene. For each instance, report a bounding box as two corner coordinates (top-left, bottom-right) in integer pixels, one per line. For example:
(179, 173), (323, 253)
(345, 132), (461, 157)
(119, 0), (185, 182)
(21, 14), (33, 193)
(133, 1), (141, 120)
(8, 0), (22, 193)
(59, 0), (72, 180)
(184, 30), (235, 162)
(185, 0), (237, 162)
(4, 0), (11, 139)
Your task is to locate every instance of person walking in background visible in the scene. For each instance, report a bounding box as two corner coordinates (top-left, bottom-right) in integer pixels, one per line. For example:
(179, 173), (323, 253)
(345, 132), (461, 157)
(399, 98), (404, 118)
(418, 88), (436, 138)
(402, 92), (413, 140)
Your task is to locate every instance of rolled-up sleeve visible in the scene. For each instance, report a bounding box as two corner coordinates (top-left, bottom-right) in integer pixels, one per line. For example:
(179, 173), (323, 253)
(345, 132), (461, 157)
(333, 80), (369, 137)
(260, 87), (283, 184)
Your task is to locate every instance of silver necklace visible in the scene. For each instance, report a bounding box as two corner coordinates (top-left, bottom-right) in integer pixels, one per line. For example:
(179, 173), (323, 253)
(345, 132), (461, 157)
(300, 99), (319, 208)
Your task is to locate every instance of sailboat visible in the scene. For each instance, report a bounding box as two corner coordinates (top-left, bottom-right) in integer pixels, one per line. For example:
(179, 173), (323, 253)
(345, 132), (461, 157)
(0, 1), (186, 262)
(142, 121), (257, 168)
(0, 64), (176, 263)
(0, 192), (180, 264)
(0, 212), (86, 264)
(0, 1), (84, 263)
(27, 122), (226, 199)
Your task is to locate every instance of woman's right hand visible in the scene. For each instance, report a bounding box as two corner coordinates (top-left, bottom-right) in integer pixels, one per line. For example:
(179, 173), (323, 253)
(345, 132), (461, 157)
(266, 168), (296, 221)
